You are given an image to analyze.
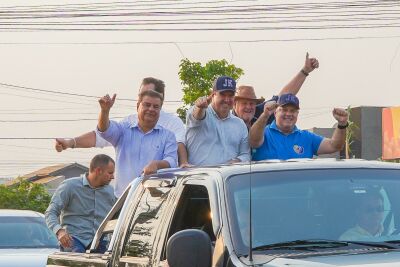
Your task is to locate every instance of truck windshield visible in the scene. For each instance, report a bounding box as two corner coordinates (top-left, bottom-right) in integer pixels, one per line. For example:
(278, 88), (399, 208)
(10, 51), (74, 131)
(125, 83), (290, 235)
(226, 168), (400, 255)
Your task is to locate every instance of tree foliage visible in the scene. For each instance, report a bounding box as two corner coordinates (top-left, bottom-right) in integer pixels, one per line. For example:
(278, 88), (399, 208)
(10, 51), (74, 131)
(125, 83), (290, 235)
(177, 58), (244, 121)
(0, 179), (51, 213)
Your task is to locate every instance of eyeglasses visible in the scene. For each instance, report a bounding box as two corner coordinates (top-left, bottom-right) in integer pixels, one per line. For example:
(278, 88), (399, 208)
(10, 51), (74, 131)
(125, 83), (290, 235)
(364, 205), (384, 213)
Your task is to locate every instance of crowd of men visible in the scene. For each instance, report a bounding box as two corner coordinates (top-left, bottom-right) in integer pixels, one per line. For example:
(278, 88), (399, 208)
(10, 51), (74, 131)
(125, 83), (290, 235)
(46, 53), (351, 252)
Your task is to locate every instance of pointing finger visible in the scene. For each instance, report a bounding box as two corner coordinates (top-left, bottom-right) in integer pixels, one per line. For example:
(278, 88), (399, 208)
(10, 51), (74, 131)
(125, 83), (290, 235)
(111, 93), (117, 102)
(306, 52), (309, 60)
(206, 94), (213, 103)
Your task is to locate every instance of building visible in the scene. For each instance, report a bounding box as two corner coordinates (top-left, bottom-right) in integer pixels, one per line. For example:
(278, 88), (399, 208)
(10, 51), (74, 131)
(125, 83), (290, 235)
(348, 106), (385, 160)
(6, 163), (88, 194)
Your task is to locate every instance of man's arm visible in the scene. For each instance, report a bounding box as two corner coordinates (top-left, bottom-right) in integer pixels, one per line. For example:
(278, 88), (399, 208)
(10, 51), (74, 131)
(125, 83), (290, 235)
(278, 52), (319, 96)
(45, 181), (73, 248)
(192, 95), (212, 120)
(249, 101), (278, 148)
(143, 160), (172, 175)
(235, 134), (251, 163)
(177, 143), (191, 167)
(98, 94), (116, 132)
(317, 108), (349, 155)
(55, 131), (96, 152)
(143, 131), (178, 174)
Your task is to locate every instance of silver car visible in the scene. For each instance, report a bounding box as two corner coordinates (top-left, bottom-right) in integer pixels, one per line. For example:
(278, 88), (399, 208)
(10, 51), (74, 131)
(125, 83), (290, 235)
(0, 209), (58, 267)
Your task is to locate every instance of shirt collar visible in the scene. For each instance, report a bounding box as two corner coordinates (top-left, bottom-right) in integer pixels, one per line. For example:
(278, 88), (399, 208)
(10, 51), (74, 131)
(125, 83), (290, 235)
(210, 106), (232, 121)
(82, 173), (93, 188)
(270, 120), (299, 134)
(130, 120), (161, 130)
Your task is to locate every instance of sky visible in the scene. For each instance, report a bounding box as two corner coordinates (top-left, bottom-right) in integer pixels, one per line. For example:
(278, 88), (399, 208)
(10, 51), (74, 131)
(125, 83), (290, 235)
(0, 0), (400, 178)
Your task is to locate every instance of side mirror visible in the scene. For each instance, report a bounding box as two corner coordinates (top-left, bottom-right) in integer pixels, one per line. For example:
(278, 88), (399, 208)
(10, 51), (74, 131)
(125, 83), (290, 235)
(166, 229), (212, 267)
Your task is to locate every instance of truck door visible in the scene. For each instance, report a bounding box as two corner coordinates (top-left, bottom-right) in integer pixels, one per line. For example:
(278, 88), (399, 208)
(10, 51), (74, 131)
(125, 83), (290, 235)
(115, 181), (174, 267)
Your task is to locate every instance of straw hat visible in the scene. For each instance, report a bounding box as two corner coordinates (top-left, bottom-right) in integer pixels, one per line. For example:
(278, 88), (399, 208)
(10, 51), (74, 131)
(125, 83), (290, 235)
(234, 85), (264, 104)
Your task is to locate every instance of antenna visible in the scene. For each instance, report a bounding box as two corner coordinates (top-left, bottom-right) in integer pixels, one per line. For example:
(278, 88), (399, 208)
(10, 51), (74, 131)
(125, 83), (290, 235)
(248, 157), (254, 264)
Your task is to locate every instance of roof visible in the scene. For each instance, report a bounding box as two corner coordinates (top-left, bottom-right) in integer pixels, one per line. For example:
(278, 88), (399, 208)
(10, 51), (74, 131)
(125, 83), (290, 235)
(154, 158), (400, 181)
(0, 209), (44, 217)
(5, 162), (88, 186)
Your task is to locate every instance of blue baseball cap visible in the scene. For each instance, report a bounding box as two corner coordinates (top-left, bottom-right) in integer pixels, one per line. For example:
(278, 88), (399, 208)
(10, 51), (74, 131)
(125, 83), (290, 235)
(213, 76), (236, 92)
(278, 93), (300, 109)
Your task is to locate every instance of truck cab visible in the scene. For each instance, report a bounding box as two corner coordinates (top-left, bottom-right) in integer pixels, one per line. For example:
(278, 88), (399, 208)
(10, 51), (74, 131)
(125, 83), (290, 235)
(47, 160), (400, 267)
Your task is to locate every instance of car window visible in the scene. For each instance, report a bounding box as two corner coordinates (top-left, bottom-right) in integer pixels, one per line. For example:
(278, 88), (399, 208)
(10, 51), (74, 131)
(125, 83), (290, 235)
(121, 187), (171, 259)
(226, 168), (400, 256)
(0, 216), (58, 248)
(161, 185), (214, 260)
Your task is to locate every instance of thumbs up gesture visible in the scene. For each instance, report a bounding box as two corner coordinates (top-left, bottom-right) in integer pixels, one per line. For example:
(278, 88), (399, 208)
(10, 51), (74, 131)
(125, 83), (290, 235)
(303, 52), (319, 74)
(194, 94), (212, 109)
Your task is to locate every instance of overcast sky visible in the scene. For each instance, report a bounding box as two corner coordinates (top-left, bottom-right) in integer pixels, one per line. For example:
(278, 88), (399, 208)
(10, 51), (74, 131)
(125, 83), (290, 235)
(1, 0), (400, 178)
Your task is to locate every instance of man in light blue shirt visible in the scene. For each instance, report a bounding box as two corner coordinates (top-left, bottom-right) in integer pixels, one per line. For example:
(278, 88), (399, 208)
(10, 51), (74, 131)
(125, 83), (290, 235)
(250, 93), (349, 160)
(45, 154), (116, 253)
(97, 89), (178, 197)
(186, 76), (250, 166)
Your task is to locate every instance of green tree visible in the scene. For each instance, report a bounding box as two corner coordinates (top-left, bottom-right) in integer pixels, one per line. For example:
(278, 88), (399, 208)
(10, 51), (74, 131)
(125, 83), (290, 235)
(177, 58), (244, 121)
(0, 179), (51, 213)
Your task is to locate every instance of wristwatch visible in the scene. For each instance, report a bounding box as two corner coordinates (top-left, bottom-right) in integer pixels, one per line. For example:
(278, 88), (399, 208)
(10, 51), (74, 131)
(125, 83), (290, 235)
(337, 122), (349, 129)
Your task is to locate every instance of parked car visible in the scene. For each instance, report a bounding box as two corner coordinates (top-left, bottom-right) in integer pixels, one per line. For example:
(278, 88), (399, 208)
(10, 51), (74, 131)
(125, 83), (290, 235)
(47, 159), (400, 267)
(0, 209), (58, 267)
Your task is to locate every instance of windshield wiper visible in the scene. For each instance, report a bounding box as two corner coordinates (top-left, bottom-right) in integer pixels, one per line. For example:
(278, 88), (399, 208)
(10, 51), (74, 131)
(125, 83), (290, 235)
(253, 239), (398, 251)
(253, 239), (349, 251)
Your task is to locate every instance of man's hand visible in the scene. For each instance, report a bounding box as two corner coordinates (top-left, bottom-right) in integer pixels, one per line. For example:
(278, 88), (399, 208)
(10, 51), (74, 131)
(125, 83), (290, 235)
(262, 100), (278, 117)
(55, 138), (74, 152)
(143, 161), (158, 175)
(179, 162), (193, 168)
(303, 52), (319, 74)
(56, 229), (73, 248)
(332, 108), (349, 126)
(194, 94), (212, 109)
(98, 94), (116, 112)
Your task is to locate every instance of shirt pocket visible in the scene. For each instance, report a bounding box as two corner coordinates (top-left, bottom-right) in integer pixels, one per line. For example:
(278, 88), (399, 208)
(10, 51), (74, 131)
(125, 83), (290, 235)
(150, 142), (164, 160)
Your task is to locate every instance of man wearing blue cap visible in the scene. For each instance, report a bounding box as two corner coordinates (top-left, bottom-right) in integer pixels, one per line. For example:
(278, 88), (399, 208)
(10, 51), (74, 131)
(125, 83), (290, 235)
(186, 76), (250, 166)
(249, 93), (349, 160)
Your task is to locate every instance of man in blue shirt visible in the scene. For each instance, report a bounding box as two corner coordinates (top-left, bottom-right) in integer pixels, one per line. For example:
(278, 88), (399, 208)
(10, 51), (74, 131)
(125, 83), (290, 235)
(233, 53), (319, 130)
(45, 154), (116, 253)
(97, 89), (177, 196)
(249, 93), (349, 160)
(186, 76), (250, 166)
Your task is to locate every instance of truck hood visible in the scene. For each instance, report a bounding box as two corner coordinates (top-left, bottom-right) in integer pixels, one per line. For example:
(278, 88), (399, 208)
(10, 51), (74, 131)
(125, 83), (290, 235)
(263, 250), (400, 266)
(0, 248), (58, 267)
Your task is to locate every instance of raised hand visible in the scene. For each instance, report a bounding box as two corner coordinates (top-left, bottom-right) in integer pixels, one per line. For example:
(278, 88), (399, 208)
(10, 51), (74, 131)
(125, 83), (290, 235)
(332, 108), (349, 125)
(55, 138), (74, 152)
(98, 94), (116, 112)
(263, 100), (278, 117)
(303, 52), (319, 74)
(194, 94), (212, 109)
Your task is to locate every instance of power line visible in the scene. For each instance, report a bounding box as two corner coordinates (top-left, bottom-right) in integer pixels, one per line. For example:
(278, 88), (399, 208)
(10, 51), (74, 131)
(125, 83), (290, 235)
(1, 35), (400, 45)
(1, 22), (399, 31)
(0, 117), (124, 122)
(0, 82), (182, 103)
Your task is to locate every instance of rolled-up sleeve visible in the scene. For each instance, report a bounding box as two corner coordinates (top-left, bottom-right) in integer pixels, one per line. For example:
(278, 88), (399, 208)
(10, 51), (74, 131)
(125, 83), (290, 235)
(186, 106), (206, 128)
(237, 128), (251, 162)
(45, 181), (70, 235)
(162, 131), (178, 168)
(95, 131), (112, 148)
(96, 120), (123, 147)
